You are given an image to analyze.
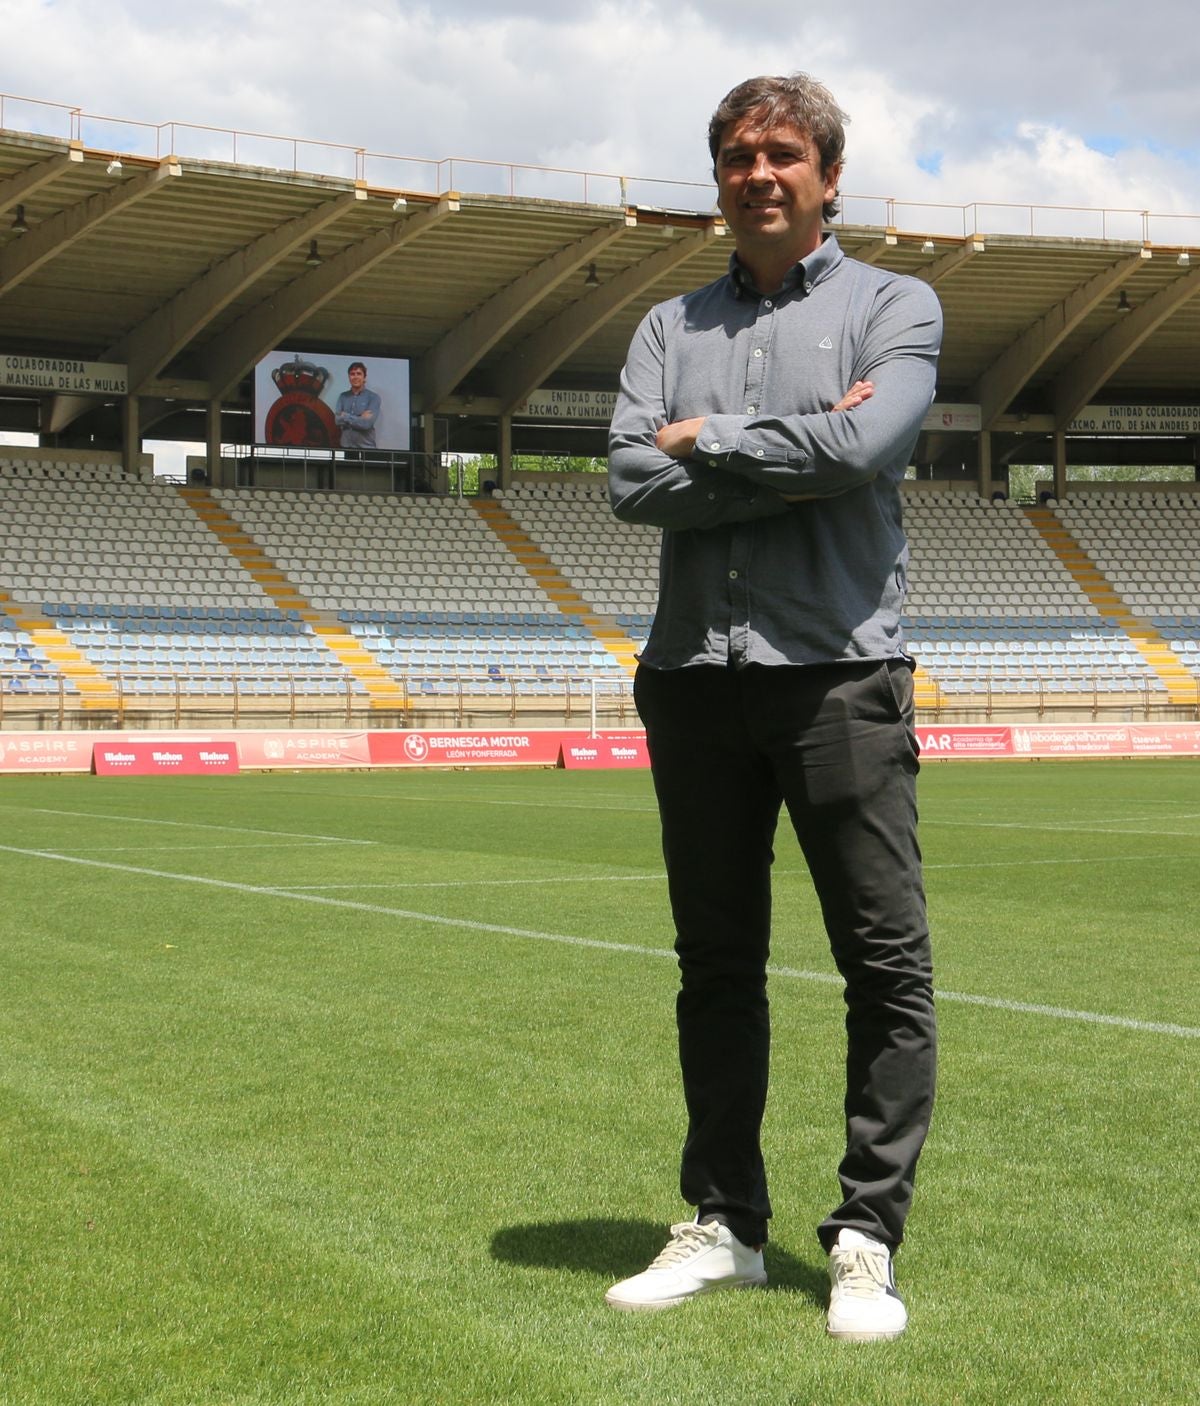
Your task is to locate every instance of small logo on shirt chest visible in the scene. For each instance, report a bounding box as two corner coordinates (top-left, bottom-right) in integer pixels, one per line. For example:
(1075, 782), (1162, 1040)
(818, 336), (834, 350)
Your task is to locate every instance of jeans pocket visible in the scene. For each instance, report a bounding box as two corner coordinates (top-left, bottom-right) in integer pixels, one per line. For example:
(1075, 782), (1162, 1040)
(879, 659), (913, 721)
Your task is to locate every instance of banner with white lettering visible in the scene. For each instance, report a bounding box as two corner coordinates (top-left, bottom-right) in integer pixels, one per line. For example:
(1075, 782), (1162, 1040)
(92, 741), (239, 775)
(559, 735), (650, 769)
(915, 723), (1200, 758)
(6, 725), (1200, 776)
(367, 730), (565, 767)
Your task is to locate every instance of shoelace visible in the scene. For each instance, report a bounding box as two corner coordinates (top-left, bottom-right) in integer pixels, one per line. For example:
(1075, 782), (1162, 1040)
(832, 1245), (889, 1298)
(647, 1221), (719, 1270)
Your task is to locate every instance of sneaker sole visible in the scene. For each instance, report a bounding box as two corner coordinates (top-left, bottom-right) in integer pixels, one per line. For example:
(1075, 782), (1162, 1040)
(827, 1323), (906, 1342)
(604, 1273), (768, 1312)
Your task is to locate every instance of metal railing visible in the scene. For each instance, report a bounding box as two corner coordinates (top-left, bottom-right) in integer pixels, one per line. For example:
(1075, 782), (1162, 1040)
(3, 90), (1198, 246)
(917, 673), (1200, 722)
(0, 668), (639, 730)
(218, 445), (466, 497)
(4, 667), (1197, 731)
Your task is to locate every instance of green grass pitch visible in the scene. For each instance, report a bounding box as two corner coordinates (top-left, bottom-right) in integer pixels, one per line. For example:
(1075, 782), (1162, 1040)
(1, 760), (1197, 1405)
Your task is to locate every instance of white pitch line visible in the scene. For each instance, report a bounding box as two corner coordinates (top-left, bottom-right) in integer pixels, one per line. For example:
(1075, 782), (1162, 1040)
(40, 843), (349, 854)
(924, 852), (1194, 871)
(312, 790), (662, 816)
(929, 989), (1200, 1037)
(924, 815), (1200, 839)
(2, 843), (1197, 1042)
(286, 873), (665, 891)
(0, 804), (377, 846)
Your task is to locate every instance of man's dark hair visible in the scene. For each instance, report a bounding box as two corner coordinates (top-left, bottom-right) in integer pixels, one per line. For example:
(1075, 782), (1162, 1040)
(348, 361), (367, 376)
(708, 73), (849, 221)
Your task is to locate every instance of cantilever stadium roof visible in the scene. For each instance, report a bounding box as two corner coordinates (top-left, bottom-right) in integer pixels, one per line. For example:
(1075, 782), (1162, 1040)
(1, 122), (1198, 465)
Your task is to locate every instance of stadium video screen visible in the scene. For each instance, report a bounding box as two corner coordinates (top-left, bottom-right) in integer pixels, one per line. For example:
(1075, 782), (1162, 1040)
(253, 350), (411, 452)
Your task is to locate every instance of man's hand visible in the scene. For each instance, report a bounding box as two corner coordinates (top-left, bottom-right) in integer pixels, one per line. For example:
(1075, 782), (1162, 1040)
(779, 380), (876, 500)
(655, 417), (706, 460)
(656, 384), (873, 464)
(831, 380), (874, 412)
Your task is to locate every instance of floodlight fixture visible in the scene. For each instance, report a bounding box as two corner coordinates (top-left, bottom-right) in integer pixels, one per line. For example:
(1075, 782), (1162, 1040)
(106, 156), (123, 175)
(10, 204), (29, 235)
(305, 239), (324, 267)
(391, 195), (408, 212)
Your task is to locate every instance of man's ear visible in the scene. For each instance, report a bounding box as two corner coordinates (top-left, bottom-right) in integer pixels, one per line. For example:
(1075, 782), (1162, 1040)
(823, 162), (843, 201)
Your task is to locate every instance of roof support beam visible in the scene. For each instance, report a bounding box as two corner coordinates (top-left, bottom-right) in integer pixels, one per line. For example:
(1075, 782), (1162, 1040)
(1052, 266), (1200, 429)
(45, 190), (365, 434)
(0, 157), (180, 298)
(493, 224), (723, 413)
(971, 253), (1144, 428)
(853, 239), (894, 266)
(916, 237), (984, 287)
(201, 195), (459, 401)
(0, 145), (84, 220)
(416, 215), (635, 411)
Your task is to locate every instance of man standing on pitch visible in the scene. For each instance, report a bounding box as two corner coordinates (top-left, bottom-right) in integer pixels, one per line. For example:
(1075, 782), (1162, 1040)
(606, 73), (941, 1341)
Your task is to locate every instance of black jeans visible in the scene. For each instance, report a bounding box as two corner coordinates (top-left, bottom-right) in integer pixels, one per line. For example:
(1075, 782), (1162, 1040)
(634, 659), (936, 1252)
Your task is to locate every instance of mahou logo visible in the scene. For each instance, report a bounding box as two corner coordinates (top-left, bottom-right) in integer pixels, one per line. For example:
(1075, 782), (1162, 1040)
(403, 734), (430, 762)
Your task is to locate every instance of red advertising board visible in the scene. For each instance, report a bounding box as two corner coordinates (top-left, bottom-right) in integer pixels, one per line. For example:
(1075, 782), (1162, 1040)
(4, 723), (1200, 777)
(235, 730), (373, 769)
(559, 734), (650, 769)
(916, 726), (1013, 758)
(367, 729), (566, 767)
(916, 722), (1200, 759)
(0, 731), (93, 773)
(1130, 723), (1200, 754)
(92, 740), (240, 776)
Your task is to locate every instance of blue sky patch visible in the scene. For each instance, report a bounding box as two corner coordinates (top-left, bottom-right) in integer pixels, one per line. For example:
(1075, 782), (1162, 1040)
(1086, 133), (1126, 157)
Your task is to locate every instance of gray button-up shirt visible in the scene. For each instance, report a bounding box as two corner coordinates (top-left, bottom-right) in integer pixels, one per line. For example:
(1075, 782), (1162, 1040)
(336, 387), (382, 448)
(608, 234), (942, 668)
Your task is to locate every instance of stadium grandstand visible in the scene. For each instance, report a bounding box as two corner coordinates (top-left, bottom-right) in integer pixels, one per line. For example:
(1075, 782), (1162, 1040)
(1, 95), (1198, 730)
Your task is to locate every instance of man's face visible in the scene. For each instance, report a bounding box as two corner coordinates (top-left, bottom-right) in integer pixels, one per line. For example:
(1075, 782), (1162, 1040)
(715, 114), (839, 263)
(348, 367), (366, 392)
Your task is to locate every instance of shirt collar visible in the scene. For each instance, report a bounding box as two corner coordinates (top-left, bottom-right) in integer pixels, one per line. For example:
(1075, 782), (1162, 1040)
(728, 231), (843, 299)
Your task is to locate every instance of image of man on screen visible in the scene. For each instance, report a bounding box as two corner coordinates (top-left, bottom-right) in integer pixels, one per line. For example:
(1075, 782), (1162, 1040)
(335, 362), (382, 449)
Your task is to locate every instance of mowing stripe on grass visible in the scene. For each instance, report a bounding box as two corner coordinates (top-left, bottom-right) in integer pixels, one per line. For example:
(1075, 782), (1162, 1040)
(311, 786), (1200, 835)
(0, 804), (378, 845)
(284, 851), (1194, 889)
(4, 842), (1198, 1041)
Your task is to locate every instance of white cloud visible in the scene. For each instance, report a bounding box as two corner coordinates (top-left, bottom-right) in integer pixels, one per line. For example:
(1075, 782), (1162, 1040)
(1, 0), (1197, 225)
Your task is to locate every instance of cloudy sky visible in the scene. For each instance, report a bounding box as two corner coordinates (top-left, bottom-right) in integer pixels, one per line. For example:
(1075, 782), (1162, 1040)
(2, 0), (1198, 223)
(2, 0), (1197, 469)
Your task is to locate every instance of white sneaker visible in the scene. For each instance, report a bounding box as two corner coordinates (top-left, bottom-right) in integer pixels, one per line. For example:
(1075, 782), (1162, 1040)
(826, 1229), (908, 1341)
(604, 1219), (767, 1311)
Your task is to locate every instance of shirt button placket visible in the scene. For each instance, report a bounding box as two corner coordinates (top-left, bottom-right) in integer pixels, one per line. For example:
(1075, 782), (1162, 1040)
(745, 298), (772, 413)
